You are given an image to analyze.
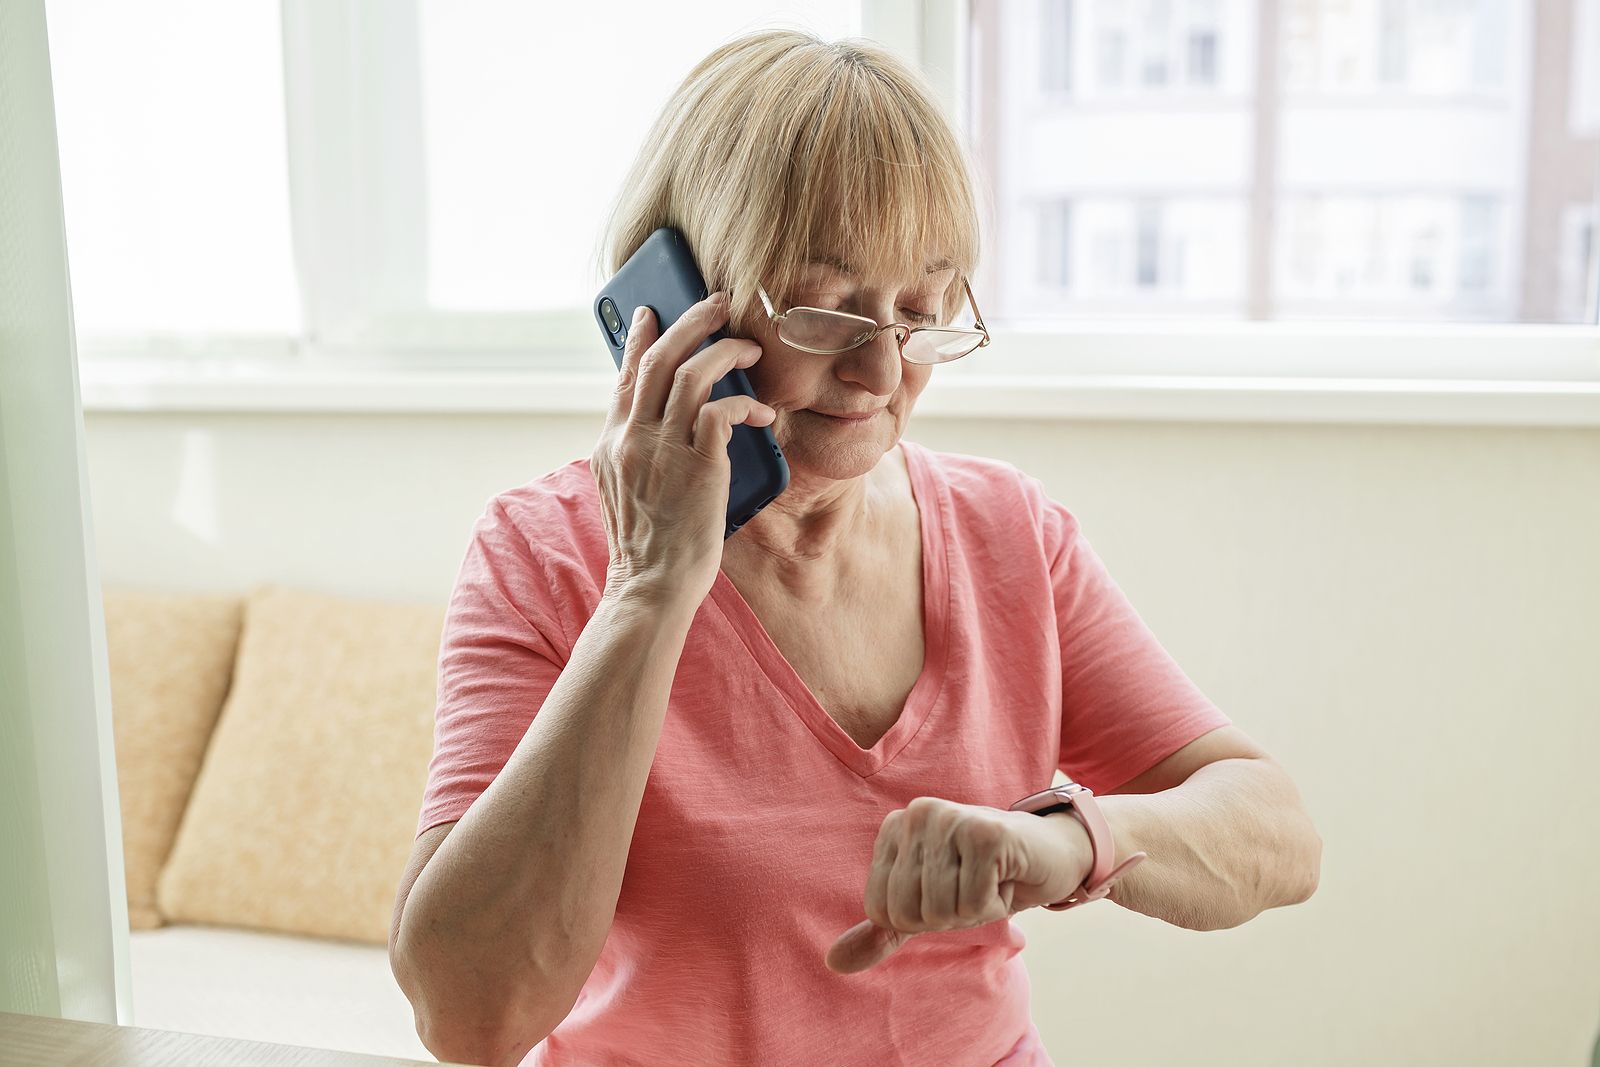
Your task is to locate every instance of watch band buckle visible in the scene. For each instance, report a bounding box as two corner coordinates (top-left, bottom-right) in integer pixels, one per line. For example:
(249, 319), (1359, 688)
(1041, 852), (1148, 911)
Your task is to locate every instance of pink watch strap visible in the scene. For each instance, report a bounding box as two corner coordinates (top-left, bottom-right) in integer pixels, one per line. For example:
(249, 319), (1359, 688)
(1009, 783), (1147, 911)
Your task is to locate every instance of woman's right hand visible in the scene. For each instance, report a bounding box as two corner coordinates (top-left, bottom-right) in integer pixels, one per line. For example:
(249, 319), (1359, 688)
(591, 291), (776, 607)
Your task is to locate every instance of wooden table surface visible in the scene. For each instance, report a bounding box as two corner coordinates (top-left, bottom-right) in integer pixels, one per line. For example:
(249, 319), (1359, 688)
(0, 1012), (476, 1066)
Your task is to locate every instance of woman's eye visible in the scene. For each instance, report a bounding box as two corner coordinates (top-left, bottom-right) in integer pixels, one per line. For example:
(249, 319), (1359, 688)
(901, 308), (939, 325)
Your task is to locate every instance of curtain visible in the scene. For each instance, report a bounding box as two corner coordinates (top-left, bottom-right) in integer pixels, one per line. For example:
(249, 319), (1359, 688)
(0, 0), (131, 1024)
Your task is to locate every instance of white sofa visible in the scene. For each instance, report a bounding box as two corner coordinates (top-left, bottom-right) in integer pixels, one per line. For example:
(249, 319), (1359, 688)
(129, 925), (432, 1061)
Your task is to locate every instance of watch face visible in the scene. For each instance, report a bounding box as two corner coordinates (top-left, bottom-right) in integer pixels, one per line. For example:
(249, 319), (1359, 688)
(1011, 782), (1089, 813)
(1010, 789), (1053, 812)
(1016, 788), (1069, 812)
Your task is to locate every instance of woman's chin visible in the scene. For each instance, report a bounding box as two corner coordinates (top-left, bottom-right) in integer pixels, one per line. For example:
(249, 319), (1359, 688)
(774, 431), (894, 482)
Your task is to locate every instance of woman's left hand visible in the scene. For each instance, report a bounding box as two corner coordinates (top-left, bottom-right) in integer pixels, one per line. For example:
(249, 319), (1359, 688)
(825, 796), (1094, 975)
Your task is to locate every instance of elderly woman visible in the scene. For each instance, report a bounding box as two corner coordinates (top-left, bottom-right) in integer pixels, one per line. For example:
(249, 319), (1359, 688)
(389, 28), (1320, 1067)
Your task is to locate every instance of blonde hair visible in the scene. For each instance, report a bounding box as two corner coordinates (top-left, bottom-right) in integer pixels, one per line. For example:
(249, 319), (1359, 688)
(598, 29), (984, 337)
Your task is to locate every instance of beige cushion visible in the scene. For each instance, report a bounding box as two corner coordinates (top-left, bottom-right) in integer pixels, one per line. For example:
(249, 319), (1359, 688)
(103, 586), (244, 929)
(157, 583), (443, 945)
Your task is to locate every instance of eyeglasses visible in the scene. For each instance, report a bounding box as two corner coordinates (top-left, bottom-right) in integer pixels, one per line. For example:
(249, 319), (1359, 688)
(755, 277), (991, 365)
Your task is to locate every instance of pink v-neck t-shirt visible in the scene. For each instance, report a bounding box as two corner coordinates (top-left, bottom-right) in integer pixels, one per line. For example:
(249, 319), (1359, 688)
(416, 438), (1233, 1066)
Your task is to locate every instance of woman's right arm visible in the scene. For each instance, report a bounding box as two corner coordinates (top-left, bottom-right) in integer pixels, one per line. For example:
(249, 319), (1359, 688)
(390, 291), (775, 1067)
(391, 582), (698, 1067)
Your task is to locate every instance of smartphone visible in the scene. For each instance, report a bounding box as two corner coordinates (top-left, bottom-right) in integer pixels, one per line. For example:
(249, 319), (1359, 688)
(594, 226), (790, 539)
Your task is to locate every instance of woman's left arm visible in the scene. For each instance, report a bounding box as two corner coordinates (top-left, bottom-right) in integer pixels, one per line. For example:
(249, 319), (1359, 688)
(1046, 747), (1323, 931)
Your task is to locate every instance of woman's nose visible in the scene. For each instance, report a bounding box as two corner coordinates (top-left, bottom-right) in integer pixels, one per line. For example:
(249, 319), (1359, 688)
(836, 329), (905, 392)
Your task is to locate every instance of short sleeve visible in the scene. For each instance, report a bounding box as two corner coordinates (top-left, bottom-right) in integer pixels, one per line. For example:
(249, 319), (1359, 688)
(415, 497), (571, 837)
(1028, 475), (1233, 795)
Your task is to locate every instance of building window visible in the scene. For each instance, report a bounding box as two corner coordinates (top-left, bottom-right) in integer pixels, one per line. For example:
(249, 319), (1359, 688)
(1457, 196), (1496, 292)
(1038, 201), (1074, 289)
(977, 0), (1597, 323)
(1136, 202), (1163, 287)
(1041, 0), (1075, 94)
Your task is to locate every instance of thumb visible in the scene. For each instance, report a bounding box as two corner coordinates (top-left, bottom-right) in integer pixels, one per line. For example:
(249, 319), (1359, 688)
(826, 918), (911, 975)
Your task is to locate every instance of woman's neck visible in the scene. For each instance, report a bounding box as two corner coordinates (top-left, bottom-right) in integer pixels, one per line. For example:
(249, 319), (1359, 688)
(721, 445), (904, 589)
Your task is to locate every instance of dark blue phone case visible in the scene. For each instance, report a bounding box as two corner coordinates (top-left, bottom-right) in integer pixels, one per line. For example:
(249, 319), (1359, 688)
(594, 226), (790, 539)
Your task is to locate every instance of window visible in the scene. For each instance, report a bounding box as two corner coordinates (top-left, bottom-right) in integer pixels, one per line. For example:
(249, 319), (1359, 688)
(49, 0), (861, 366)
(1574, 0), (1600, 138)
(410, 1), (854, 318)
(54, 0), (1600, 421)
(1041, 0), (1074, 93)
(1135, 201), (1163, 287)
(46, 0), (298, 348)
(1559, 203), (1599, 324)
(1037, 201), (1074, 288)
(1457, 195), (1496, 293)
(971, 0), (1599, 325)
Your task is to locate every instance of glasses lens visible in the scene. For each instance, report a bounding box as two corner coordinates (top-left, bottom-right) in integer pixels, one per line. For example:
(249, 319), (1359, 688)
(780, 308), (877, 353)
(903, 329), (986, 364)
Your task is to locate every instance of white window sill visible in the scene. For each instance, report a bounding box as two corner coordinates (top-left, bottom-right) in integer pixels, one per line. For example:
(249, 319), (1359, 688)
(78, 359), (1600, 426)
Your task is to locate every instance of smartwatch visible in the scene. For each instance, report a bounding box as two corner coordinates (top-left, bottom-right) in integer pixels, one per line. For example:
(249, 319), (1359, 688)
(1008, 780), (1147, 911)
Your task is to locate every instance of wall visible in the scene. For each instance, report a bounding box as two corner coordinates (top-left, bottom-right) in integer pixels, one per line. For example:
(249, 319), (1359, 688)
(82, 409), (1600, 1066)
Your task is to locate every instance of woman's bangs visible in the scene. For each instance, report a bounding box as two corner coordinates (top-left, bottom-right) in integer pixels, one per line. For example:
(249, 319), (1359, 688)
(810, 78), (973, 306)
(784, 157), (970, 303)
(701, 39), (982, 331)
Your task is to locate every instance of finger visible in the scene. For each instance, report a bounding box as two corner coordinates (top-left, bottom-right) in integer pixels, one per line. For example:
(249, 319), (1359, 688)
(633, 293), (731, 424)
(922, 836), (961, 927)
(691, 394), (777, 459)
(662, 336), (766, 440)
(885, 837), (925, 933)
(612, 304), (656, 422)
(862, 832), (898, 931)
(825, 918), (909, 975)
(959, 849), (1005, 924)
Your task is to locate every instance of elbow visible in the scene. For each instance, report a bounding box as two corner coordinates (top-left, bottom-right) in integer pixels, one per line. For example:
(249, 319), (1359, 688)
(403, 972), (565, 1067)
(1293, 823), (1323, 904)
(391, 927), (573, 1067)
(414, 1010), (545, 1067)
(1278, 815), (1323, 908)
(1228, 817), (1321, 926)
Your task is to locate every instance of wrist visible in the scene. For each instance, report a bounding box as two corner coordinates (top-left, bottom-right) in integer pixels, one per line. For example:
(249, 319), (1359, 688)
(596, 587), (701, 648)
(1043, 808), (1092, 846)
(1010, 782), (1149, 910)
(601, 570), (704, 620)
(1067, 793), (1143, 905)
(1042, 810), (1095, 893)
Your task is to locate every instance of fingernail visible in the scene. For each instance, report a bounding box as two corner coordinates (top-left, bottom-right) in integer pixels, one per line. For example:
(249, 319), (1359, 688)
(633, 305), (647, 325)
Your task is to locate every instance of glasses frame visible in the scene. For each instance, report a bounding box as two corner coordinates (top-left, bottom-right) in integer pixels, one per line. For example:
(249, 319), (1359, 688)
(755, 277), (992, 365)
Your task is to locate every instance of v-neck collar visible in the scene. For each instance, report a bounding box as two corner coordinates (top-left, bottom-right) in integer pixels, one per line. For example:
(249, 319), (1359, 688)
(709, 438), (952, 778)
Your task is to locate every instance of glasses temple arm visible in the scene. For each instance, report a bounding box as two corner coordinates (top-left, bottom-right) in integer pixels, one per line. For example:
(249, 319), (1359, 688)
(757, 285), (780, 320)
(963, 277), (991, 342)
